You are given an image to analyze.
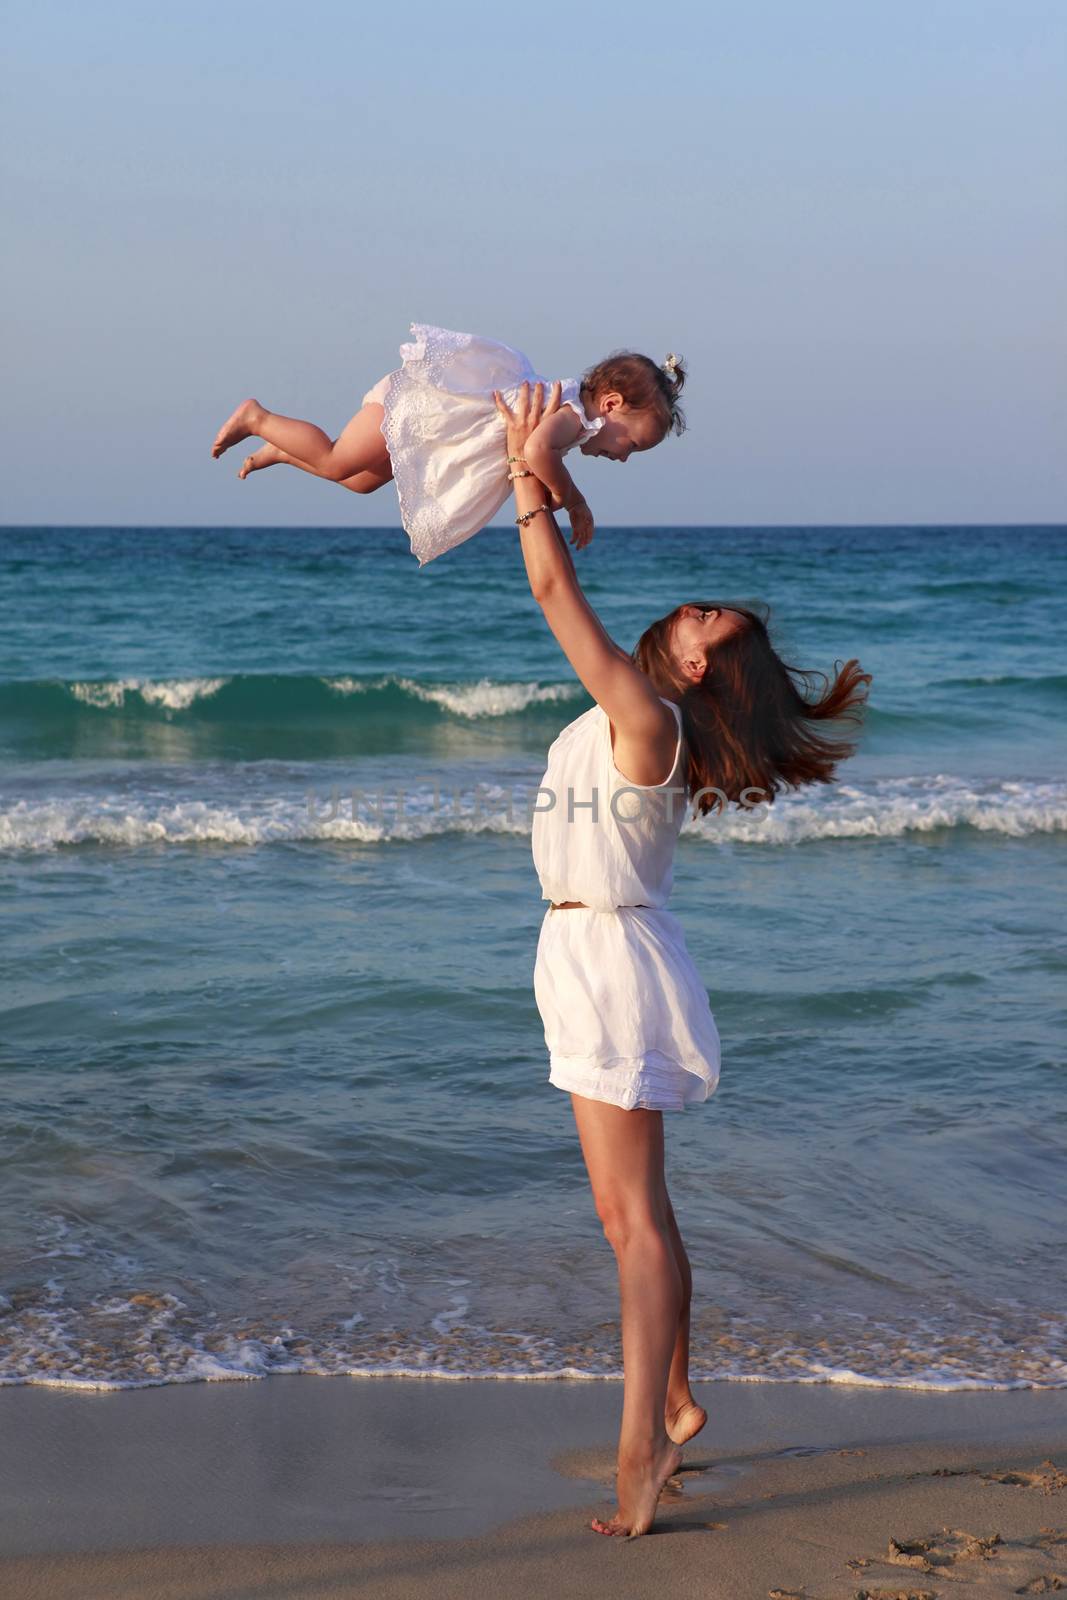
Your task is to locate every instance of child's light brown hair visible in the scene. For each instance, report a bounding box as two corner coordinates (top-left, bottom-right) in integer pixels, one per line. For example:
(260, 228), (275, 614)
(580, 351), (687, 438)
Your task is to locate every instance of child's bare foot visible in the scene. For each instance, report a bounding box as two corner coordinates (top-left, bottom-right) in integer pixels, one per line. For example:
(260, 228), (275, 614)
(590, 1438), (683, 1540)
(666, 1397), (707, 1446)
(212, 399), (266, 460)
(238, 444), (284, 479)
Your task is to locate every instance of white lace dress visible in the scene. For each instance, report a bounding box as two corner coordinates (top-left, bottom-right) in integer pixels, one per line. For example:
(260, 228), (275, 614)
(361, 324), (605, 567)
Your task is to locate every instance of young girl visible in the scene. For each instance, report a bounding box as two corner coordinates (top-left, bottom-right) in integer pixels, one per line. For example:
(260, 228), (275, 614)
(210, 323), (687, 567)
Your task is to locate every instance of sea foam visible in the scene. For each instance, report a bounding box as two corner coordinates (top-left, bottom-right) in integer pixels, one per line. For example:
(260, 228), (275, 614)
(1, 774), (1064, 852)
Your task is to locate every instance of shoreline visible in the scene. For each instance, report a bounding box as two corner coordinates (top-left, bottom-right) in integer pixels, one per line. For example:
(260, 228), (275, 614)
(2, 1375), (1065, 1597)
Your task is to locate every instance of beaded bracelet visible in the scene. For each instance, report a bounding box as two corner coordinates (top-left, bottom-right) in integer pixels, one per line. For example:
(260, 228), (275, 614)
(507, 469), (532, 482)
(515, 504), (553, 527)
(506, 455), (527, 465)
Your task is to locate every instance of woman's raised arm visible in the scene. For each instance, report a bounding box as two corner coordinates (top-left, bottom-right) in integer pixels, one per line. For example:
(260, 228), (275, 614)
(493, 383), (676, 764)
(493, 382), (577, 594)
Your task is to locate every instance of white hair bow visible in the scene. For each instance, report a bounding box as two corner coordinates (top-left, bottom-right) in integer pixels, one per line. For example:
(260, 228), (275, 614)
(662, 352), (680, 376)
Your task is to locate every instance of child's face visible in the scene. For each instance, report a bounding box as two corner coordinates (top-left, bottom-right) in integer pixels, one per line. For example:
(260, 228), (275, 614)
(580, 394), (665, 462)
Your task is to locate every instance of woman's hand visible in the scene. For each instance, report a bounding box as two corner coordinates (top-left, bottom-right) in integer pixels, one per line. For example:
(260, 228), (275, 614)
(492, 379), (562, 460)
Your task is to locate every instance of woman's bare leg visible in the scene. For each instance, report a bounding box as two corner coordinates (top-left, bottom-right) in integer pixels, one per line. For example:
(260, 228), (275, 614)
(664, 1198), (707, 1445)
(211, 398), (391, 482)
(569, 1093), (685, 1539)
(570, 1101), (704, 1446)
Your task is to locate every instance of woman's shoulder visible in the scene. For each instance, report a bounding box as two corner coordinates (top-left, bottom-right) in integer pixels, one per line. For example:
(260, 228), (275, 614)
(599, 695), (680, 725)
(599, 693), (683, 742)
(600, 695), (684, 791)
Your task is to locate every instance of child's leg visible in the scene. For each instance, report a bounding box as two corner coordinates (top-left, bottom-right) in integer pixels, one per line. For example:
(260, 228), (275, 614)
(239, 439), (393, 495)
(212, 398), (391, 482)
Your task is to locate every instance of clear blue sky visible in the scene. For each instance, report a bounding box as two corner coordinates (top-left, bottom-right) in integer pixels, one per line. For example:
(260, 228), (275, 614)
(3, 0), (1064, 526)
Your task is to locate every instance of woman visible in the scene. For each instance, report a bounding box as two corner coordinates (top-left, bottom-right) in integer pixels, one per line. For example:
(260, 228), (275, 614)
(494, 381), (871, 1540)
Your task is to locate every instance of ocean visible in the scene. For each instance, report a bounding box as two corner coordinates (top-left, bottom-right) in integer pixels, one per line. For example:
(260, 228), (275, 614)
(1, 523), (1064, 1393)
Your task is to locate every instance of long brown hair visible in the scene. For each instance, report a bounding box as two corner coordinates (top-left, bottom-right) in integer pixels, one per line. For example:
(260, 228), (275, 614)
(633, 601), (872, 817)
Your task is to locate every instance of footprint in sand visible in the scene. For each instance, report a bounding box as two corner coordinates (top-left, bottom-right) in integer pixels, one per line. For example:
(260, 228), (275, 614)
(886, 1534), (939, 1572)
(928, 1459), (1067, 1494)
(882, 1526), (1002, 1573)
(849, 1525), (1067, 1595)
(983, 1462), (1067, 1494)
(852, 1588), (938, 1599)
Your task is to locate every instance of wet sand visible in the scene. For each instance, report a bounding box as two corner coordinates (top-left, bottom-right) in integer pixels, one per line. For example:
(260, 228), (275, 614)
(1, 1375), (1065, 1598)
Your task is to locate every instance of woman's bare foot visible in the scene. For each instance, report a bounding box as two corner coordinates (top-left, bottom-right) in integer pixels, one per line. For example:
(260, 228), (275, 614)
(590, 1438), (683, 1540)
(238, 444), (284, 479)
(212, 399), (266, 460)
(614, 1398), (706, 1468)
(666, 1397), (707, 1446)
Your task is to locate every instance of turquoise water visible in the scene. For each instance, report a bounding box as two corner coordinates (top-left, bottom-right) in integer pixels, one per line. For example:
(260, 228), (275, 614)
(1, 524), (1065, 1391)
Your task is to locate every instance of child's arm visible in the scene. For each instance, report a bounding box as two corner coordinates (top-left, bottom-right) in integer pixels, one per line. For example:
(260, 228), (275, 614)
(523, 408), (585, 510)
(523, 408), (596, 549)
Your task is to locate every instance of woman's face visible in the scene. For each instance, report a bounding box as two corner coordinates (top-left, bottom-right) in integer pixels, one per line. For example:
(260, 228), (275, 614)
(670, 604), (748, 682)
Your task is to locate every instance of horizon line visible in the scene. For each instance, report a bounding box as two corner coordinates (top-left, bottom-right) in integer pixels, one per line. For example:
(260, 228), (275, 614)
(3, 521), (1065, 533)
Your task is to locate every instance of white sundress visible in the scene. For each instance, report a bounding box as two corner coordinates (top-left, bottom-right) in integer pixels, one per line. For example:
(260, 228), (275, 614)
(531, 696), (722, 1112)
(362, 323), (605, 567)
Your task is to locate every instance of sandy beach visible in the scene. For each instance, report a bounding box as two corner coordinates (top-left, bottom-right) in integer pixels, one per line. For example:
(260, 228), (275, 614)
(2, 1377), (1065, 1598)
